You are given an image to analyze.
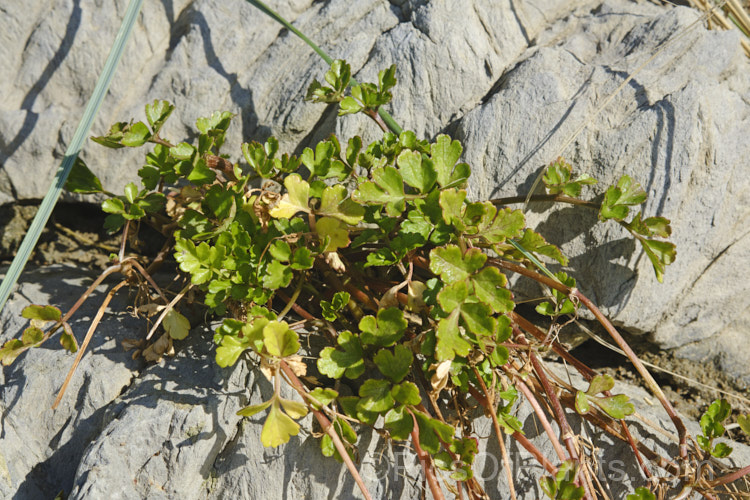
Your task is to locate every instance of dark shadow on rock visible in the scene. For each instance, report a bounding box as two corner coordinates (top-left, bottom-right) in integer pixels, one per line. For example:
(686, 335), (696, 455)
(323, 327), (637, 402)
(167, 6), (271, 145)
(0, 0), (81, 160)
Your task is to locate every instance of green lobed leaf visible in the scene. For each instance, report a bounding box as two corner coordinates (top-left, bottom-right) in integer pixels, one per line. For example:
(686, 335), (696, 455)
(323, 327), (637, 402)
(391, 381), (421, 405)
(586, 374), (615, 396)
(738, 414), (750, 436)
(594, 394), (635, 419)
(163, 309), (190, 340)
(357, 379), (394, 413)
(261, 401), (300, 447)
(307, 387), (338, 410)
(374, 345), (413, 383)
(639, 238), (676, 283)
(318, 185), (365, 225)
(359, 308), (408, 347)
(470, 267), (513, 313)
(317, 331), (364, 379)
(397, 149), (436, 193)
(460, 302), (495, 337)
(145, 99), (174, 134)
(429, 245), (487, 283)
(22, 326), (44, 346)
(263, 321), (299, 358)
(352, 166), (405, 216)
(60, 325), (78, 353)
(431, 135), (469, 188)
(316, 217), (350, 252)
(435, 309), (471, 361)
(262, 260), (293, 290)
(413, 411), (454, 454)
(478, 207), (525, 244)
(121, 121), (151, 147)
(0, 339), (26, 366)
(22, 304), (62, 322)
(599, 175), (647, 221)
(384, 405), (414, 440)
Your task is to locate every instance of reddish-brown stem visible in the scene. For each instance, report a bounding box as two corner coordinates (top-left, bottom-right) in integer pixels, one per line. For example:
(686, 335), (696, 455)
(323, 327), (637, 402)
(280, 360), (373, 500)
(706, 464), (750, 488)
(408, 409), (445, 500)
(511, 311), (652, 478)
(494, 258), (688, 460)
(471, 367), (518, 500)
(468, 386), (558, 475)
(510, 372), (567, 462)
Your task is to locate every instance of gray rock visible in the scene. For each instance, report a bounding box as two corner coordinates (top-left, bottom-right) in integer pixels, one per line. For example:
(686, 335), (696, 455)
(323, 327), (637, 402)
(2, 0), (749, 381)
(2, 265), (749, 499)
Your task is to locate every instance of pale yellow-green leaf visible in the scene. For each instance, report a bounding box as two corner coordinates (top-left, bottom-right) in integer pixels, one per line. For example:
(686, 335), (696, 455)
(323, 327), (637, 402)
(279, 397), (309, 419)
(263, 321), (300, 358)
(261, 402), (300, 447)
(269, 174), (310, 218)
(316, 216), (350, 252)
(163, 309), (190, 340)
(237, 398), (273, 417)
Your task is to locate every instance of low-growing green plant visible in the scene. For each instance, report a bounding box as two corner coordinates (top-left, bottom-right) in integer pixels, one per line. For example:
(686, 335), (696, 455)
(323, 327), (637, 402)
(2, 56), (749, 500)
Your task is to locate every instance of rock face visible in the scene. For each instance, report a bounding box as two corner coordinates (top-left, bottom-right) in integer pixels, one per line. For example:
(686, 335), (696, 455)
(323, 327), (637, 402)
(1, 266), (748, 499)
(2, 0), (750, 497)
(2, 0), (749, 382)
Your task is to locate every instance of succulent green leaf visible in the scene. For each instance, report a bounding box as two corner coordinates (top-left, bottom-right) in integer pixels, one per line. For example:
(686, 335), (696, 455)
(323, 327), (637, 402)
(317, 331), (364, 379)
(22, 304), (62, 322)
(478, 207), (525, 244)
(639, 238), (676, 283)
(0, 339), (26, 366)
(374, 345), (413, 383)
(186, 158), (216, 185)
(460, 302), (495, 337)
(413, 411), (454, 454)
(470, 267), (513, 313)
(358, 379), (395, 412)
(65, 157), (103, 194)
(124, 182), (138, 204)
(22, 326), (44, 345)
(145, 99), (174, 134)
(385, 405), (414, 440)
(204, 185), (234, 220)
(353, 166), (405, 216)
(438, 188), (467, 229)
(429, 245), (487, 283)
(397, 150), (436, 193)
(307, 388), (338, 410)
(270, 174), (310, 218)
(431, 135), (468, 188)
(435, 309), (471, 361)
(318, 185), (365, 225)
(237, 399), (273, 418)
(339, 96), (363, 115)
(121, 121), (151, 147)
(263, 321), (299, 358)
(437, 280), (468, 313)
(711, 442), (733, 458)
(163, 309), (190, 340)
(586, 374), (615, 395)
(391, 381), (421, 405)
(261, 401), (300, 447)
(359, 308), (408, 347)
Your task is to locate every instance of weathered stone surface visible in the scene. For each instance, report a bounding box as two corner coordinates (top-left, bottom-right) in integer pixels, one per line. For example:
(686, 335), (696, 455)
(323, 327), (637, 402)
(2, 0), (750, 496)
(2, 0), (749, 380)
(1, 265), (749, 499)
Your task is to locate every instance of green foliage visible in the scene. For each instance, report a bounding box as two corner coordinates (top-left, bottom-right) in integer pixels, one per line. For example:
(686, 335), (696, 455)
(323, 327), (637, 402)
(540, 460), (585, 499)
(11, 57), (697, 499)
(698, 399), (734, 458)
(627, 487), (656, 500)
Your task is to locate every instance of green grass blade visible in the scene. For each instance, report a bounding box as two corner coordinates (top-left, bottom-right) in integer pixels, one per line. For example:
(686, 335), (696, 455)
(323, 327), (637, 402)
(245, 0), (402, 135)
(0, 0), (145, 314)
